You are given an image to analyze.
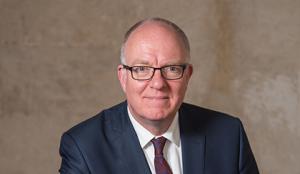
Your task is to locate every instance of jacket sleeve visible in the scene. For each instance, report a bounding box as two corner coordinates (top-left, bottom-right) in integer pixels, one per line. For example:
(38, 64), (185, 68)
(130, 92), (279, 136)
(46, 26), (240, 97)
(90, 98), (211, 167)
(238, 120), (260, 174)
(59, 132), (90, 174)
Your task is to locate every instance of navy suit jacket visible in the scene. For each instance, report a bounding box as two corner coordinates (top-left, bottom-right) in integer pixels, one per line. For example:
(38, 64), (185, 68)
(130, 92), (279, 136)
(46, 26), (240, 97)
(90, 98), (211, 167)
(59, 101), (259, 174)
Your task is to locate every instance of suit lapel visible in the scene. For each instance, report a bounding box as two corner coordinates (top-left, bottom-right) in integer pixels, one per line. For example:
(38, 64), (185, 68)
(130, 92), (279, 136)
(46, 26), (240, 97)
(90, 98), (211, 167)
(106, 102), (206, 174)
(108, 103), (152, 174)
(179, 105), (206, 174)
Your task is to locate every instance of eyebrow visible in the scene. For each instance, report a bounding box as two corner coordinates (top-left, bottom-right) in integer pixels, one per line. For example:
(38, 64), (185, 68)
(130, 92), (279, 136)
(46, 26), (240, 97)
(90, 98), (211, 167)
(130, 59), (150, 65)
(129, 59), (187, 66)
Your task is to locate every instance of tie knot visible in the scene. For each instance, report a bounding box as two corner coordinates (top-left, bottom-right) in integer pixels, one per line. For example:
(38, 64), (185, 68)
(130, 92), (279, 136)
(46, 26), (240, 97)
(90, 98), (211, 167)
(151, 137), (167, 156)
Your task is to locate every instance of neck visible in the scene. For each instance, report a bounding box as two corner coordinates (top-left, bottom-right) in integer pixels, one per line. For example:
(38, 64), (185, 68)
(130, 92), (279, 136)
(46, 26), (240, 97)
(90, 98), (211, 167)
(129, 108), (175, 136)
(141, 118), (174, 136)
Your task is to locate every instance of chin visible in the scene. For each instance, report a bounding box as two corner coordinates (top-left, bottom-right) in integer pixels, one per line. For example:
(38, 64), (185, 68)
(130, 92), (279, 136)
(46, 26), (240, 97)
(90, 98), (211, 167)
(143, 109), (172, 120)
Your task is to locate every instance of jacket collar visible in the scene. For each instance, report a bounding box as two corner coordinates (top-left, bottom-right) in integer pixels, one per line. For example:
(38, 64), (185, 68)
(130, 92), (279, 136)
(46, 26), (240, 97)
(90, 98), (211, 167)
(109, 101), (152, 174)
(179, 103), (206, 174)
(108, 101), (206, 174)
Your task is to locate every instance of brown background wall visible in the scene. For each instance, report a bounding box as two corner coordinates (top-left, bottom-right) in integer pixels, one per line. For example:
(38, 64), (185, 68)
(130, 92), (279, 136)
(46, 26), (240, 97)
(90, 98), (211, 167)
(0, 0), (299, 173)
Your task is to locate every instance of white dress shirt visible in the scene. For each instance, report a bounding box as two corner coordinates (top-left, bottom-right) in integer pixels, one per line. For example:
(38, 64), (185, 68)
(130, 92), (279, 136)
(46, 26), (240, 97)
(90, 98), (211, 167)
(128, 107), (183, 174)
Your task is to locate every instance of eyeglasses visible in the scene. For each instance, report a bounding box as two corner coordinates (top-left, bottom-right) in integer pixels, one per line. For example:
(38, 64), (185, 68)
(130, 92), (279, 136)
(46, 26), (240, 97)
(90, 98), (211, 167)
(122, 64), (188, 80)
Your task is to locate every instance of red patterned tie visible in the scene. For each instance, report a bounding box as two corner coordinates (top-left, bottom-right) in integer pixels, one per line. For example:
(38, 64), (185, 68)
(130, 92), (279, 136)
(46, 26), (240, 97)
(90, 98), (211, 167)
(151, 137), (173, 174)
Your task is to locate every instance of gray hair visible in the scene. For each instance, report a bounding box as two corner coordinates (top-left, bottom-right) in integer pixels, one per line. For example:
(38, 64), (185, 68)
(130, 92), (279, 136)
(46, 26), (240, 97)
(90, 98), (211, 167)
(120, 17), (190, 64)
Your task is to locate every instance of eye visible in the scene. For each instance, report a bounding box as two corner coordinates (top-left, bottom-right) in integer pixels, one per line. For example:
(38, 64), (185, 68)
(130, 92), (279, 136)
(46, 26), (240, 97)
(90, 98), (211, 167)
(166, 66), (181, 72)
(132, 66), (148, 73)
(170, 66), (178, 71)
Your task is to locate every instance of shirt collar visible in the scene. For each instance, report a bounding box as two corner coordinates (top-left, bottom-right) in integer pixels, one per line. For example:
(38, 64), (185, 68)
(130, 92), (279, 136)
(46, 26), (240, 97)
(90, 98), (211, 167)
(127, 106), (180, 148)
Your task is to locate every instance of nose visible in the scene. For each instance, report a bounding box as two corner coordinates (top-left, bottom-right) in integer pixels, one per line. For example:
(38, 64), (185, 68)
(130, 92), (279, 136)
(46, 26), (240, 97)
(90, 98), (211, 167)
(149, 69), (167, 89)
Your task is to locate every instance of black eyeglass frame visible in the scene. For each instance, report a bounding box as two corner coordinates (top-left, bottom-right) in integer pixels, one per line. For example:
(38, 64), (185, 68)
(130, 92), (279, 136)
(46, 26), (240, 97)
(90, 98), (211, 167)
(122, 64), (189, 81)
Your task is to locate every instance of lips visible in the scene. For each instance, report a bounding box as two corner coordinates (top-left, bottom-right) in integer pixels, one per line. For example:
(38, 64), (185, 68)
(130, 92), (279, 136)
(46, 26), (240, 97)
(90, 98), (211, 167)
(144, 96), (169, 105)
(144, 96), (169, 99)
(143, 96), (170, 107)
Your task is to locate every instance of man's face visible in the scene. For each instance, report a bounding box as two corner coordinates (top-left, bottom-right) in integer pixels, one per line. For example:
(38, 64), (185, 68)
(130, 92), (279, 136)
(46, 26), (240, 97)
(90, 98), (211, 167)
(118, 22), (193, 125)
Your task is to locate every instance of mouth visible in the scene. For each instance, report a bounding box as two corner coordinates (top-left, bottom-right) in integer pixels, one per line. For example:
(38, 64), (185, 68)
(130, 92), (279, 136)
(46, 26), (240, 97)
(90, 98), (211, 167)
(145, 96), (169, 99)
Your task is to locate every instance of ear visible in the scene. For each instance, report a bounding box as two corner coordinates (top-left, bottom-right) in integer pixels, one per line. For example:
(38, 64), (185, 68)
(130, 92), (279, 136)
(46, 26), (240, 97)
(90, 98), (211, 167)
(118, 64), (127, 93)
(186, 64), (193, 80)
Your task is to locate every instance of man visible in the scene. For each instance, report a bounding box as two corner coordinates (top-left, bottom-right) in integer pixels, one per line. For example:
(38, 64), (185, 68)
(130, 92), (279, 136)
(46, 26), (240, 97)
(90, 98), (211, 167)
(59, 18), (259, 174)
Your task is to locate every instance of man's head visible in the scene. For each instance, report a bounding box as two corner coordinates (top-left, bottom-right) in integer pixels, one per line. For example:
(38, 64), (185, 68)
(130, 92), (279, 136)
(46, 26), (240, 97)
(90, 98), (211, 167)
(118, 18), (193, 134)
(120, 18), (191, 64)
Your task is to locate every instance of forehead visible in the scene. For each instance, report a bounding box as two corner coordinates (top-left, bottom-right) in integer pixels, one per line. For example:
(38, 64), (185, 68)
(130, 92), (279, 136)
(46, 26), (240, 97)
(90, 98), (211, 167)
(124, 22), (188, 65)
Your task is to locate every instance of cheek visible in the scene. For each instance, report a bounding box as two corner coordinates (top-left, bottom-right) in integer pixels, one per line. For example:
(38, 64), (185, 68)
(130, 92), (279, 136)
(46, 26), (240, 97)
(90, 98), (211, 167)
(125, 80), (147, 96)
(169, 81), (188, 100)
(172, 80), (187, 91)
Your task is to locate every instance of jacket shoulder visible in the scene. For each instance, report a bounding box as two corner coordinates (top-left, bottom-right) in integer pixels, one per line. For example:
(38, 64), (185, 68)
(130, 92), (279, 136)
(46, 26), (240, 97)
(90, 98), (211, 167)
(181, 102), (239, 121)
(180, 102), (242, 133)
(64, 101), (127, 139)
